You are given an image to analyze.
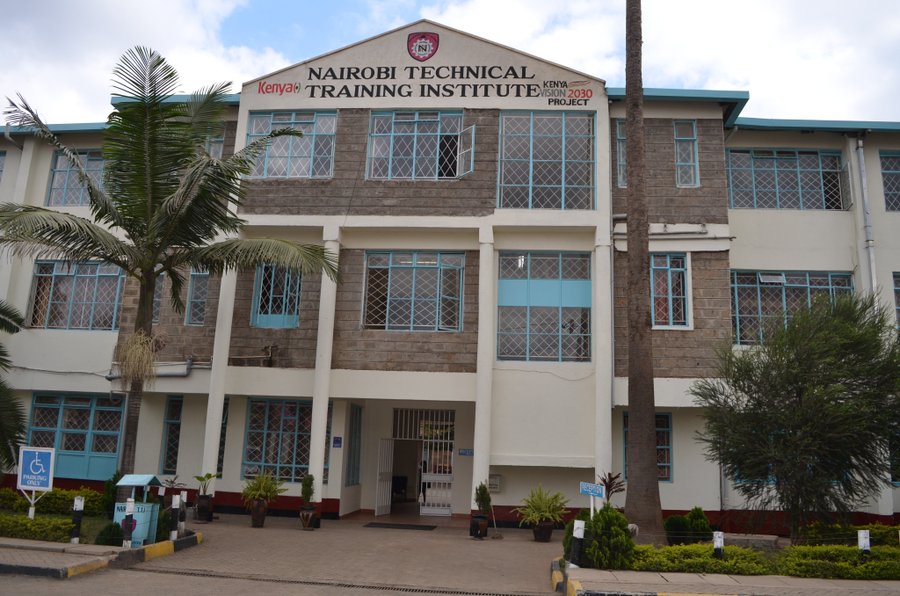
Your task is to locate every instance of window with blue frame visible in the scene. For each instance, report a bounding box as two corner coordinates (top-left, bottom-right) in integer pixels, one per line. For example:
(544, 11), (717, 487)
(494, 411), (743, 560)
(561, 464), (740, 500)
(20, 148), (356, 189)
(615, 119), (627, 188)
(651, 254), (688, 327)
(881, 152), (900, 211)
(894, 272), (900, 329)
(731, 270), (853, 345)
(363, 252), (464, 331)
(251, 265), (300, 328)
(186, 269), (210, 326)
(727, 149), (846, 210)
(151, 273), (164, 324)
(498, 112), (594, 210)
(242, 399), (332, 483)
(206, 131), (225, 160)
(367, 111), (474, 180)
(46, 150), (104, 206)
(345, 404), (362, 487)
(160, 396), (182, 475)
(27, 393), (123, 481)
(497, 252), (591, 361)
(674, 120), (699, 187)
(247, 111), (336, 178)
(29, 261), (125, 330)
(623, 412), (672, 482)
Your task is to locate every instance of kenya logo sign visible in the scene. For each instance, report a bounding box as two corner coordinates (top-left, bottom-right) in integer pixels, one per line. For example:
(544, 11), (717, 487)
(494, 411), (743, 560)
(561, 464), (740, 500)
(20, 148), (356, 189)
(407, 32), (439, 62)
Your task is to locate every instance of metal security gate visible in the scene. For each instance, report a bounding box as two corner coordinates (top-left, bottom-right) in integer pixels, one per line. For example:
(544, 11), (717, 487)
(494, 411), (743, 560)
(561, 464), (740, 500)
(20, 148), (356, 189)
(393, 409), (455, 516)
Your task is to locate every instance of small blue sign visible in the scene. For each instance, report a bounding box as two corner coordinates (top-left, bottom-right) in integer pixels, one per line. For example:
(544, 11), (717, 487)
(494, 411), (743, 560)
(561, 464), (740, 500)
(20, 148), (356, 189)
(332, 436), (343, 448)
(579, 481), (605, 499)
(458, 448), (473, 456)
(17, 446), (55, 492)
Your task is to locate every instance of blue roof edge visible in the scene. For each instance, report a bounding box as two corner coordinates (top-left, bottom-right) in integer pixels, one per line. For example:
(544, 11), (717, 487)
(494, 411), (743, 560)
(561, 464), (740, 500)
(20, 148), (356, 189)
(110, 93), (241, 106)
(606, 87), (749, 126)
(733, 117), (900, 133)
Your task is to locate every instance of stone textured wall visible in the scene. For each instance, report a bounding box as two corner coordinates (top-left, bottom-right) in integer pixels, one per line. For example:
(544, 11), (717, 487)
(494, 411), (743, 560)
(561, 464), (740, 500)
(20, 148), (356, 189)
(613, 250), (732, 378)
(611, 118), (728, 224)
(239, 108), (499, 216)
(331, 249), (479, 373)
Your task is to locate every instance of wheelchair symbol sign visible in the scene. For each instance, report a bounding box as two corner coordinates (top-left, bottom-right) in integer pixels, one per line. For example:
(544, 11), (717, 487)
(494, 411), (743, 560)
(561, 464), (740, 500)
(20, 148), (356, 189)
(17, 446), (55, 492)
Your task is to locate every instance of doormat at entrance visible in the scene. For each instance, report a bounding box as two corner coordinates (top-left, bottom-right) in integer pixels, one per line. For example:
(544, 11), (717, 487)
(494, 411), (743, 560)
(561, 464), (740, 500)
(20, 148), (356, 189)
(364, 522), (437, 531)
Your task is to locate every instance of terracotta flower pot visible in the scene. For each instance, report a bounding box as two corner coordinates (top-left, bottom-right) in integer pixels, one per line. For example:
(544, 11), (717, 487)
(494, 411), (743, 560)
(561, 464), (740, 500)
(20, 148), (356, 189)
(249, 499), (268, 528)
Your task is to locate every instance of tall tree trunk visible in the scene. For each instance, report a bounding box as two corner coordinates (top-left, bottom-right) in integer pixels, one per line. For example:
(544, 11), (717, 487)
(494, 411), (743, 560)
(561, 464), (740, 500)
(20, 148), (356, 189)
(623, 0), (664, 545)
(116, 275), (154, 499)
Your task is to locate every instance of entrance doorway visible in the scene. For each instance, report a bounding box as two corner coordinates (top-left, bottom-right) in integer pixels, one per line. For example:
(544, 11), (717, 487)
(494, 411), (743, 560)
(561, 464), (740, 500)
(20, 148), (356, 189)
(374, 409), (455, 517)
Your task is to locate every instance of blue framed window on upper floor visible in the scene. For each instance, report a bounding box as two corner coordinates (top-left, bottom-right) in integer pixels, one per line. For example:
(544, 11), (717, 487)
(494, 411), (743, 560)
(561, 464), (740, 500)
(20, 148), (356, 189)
(881, 152), (900, 212)
(247, 111), (336, 178)
(29, 261), (125, 330)
(674, 120), (699, 187)
(367, 111), (474, 180)
(651, 254), (689, 328)
(160, 396), (182, 475)
(151, 272), (165, 324)
(27, 393), (123, 481)
(498, 112), (594, 210)
(46, 150), (104, 206)
(251, 265), (300, 328)
(615, 119), (627, 188)
(727, 149), (847, 210)
(623, 412), (672, 482)
(242, 399), (332, 483)
(497, 252), (591, 362)
(731, 270), (853, 345)
(363, 252), (464, 331)
(186, 269), (210, 326)
(345, 404), (362, 487)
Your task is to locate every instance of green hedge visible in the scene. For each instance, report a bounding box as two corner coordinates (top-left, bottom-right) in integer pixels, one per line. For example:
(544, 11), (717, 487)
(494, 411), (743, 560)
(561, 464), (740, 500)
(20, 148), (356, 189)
(778, 546), (900, 579)
(801, 522), (900, 547)
(632, 544), (771, 575)
(0, 487), (106, 517)
(0, 512), (73, 542)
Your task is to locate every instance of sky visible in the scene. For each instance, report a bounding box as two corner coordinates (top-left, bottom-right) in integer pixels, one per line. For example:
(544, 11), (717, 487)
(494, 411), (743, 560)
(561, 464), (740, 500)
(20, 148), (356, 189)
(2, 0), (899, 125)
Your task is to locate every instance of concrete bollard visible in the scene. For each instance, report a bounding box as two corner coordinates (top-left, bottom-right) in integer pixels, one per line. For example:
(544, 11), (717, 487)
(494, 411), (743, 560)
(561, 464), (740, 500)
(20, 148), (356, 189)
(568, 519), (585, 567)
(70, 496), (85, 545)
(178, 490), (187, 535)
(713, 531), (725, 559)
(858, 529), (871, 555)
(170, 494), (181, 541)
(122, 498), (135, 548)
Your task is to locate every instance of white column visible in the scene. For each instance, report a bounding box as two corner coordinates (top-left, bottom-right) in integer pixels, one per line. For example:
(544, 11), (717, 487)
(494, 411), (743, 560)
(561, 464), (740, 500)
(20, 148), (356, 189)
(308, 227), (341, 502)
(199, 270), (238, 492)
(0, 140), (35, 301)
(471, 227), (495, 509)
(594, 227), (614, 479)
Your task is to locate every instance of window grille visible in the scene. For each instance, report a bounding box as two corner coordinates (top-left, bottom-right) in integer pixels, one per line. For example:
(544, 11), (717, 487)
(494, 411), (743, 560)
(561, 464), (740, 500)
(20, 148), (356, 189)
(251, 265), (300, 328)
(46, 150), (104, 206)
(674, 120), (699, 187)
(247, 112), (336, 178)
(623, 412), (672, 481)
(29, 261), (124, 330)
(727, 149), (847, 210)
(160, 396), (182, 475)
(881, 152), (900, 211)
(186, 269), (210, 326)
(367, 111), (474, 180)
(651, 254), (688, 327)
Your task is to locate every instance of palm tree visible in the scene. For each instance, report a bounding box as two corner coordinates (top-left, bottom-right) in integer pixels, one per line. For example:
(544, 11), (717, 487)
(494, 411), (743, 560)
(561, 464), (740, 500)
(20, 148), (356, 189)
(0, 300), (25, 470)
(0, 47), (338, 480)
(623, 0), (664, 543)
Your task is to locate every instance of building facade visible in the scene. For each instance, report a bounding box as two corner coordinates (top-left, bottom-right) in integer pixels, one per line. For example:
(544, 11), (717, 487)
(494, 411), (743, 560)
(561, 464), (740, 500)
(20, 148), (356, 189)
(1, 21), (898, 528)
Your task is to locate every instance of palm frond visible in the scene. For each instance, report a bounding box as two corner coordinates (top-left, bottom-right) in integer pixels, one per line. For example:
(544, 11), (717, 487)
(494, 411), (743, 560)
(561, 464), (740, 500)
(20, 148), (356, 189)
(191, 238), (339, 281)
(0, 204), (137, 271)
(0, 378), (26, 469)
(0, 300), (24, 335)
(111, 46), (180, 102)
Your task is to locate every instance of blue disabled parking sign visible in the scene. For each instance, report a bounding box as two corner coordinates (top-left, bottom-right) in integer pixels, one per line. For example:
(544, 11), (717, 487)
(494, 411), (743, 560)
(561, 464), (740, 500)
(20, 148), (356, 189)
(17, 446), (55, 492)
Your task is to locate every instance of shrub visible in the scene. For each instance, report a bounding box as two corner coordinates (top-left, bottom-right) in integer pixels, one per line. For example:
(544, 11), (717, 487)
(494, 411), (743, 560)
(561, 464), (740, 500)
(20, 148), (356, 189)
(95, 521), (124, 546)
(0, 487), (105, 516)
(0, 512), (73, 542)
(801, 522), (899, 547)
(582, 504), (635, 570)
(156, 508), (172, 542)
(664, 507), (713, 545)
(777, 545), (900, 579)
(562, 508), (591, 557)
(104, 471), (122, 519)
(0, 488), (27, 512)
(633, 543), (771, 575)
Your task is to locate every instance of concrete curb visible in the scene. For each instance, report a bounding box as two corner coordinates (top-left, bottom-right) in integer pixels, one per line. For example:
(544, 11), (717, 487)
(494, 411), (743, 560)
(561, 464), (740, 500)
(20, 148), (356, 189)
(553, 558), (740, 596)
(0, 530), (203, 578)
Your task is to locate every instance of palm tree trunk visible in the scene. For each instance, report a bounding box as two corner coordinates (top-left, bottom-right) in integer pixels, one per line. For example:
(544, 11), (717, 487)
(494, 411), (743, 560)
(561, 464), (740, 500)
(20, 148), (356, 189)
(623, 0), (664, 545)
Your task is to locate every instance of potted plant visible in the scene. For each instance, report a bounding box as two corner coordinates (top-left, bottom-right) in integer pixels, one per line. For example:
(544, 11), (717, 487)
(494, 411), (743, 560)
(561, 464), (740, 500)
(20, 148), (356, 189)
(193, 472), (218, 522)
(299, 473), (316, 530)
(470, 481), (491, 539)
(513, 485), (569, 542)
(241, 471), (286, 528)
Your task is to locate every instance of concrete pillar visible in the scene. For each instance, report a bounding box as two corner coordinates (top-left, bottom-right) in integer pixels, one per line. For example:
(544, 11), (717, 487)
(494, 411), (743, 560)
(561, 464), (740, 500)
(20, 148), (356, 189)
(199, 270), (238, 492)
(471, 227), (495, 508)
(307, 228), (341, 502)
(0, 139), (35, 301)
(593, 227), (614, 480)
